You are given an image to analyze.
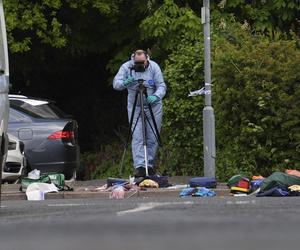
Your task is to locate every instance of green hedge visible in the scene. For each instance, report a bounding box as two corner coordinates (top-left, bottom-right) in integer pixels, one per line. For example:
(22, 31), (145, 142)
(160, 25), (300, 180)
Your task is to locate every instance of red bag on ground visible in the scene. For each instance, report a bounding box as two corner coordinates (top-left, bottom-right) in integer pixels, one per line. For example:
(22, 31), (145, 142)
(237, 178), (250, 189)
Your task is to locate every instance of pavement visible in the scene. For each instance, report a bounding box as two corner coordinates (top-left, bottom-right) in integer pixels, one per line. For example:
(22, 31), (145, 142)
(1, 176), (231, 200)
(1, 196), (300, 250)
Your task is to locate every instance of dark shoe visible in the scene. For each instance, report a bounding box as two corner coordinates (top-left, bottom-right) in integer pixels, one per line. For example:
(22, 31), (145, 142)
(134, 177), (145, 185)
(134, 167), (146, 178)
(148, 167), (156, 176)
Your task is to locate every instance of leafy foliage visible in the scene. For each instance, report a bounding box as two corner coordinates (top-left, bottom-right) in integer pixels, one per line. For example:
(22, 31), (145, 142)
(140, 0), (201, 52)
(214, 25), (300, 179)
(79, 142), (133, 180)
(4, 0), (120, 53)
(4, 0), (66, 52)
(214, 0), (300, 35)
(4, 0), (300, 180)
(159, 38), (205, 176)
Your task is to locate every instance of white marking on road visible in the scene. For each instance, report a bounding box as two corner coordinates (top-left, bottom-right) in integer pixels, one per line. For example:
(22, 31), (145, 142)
(47, 203), (95, 207)
(0, 205), (6, 208)
(226, 200), (256, 205)
(117, 201), (193, 216)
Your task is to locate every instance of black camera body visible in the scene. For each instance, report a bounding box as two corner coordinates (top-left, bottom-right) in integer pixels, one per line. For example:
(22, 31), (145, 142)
(132, 60), (145, 72)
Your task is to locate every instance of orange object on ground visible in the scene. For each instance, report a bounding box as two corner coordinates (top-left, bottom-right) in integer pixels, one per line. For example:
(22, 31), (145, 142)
(285, 169), (300, 178)
(252, 175), (264, 180)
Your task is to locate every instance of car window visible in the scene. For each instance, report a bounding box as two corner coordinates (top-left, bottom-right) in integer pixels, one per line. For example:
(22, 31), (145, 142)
(8, 109), (29, 123)
(10, 99), (70, 119)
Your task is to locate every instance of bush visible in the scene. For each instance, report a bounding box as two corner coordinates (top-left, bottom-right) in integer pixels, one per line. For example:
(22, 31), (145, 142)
(80, 142), (133, 180)
(214, 26), (300, 178)
(160, 38), (205, 176)
(160, 24), (300, 180)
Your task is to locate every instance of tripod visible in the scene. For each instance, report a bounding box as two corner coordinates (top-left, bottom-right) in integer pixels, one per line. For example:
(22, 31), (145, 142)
(119, 79), (162, 177)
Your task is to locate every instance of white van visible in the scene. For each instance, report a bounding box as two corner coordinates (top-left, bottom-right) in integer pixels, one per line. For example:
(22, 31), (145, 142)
(0, 0), (10, 180)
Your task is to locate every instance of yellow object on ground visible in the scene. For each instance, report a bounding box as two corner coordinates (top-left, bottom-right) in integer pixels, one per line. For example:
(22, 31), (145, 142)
(230, 186), (250, 193)
(288, 185), (300, 192)
(139, 179), (159, 188)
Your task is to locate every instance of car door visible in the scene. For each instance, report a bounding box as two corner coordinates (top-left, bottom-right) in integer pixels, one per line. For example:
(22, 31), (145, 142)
(0, 0), (9, 132)
(0, 0), (9, 190)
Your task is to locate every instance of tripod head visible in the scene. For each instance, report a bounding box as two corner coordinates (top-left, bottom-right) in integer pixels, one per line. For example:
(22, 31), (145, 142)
(137, 79), (146, 91)
(137, 79), (144, 84)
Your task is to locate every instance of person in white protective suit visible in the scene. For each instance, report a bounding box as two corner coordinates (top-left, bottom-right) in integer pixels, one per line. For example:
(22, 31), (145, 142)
(113, 50), (166, 177)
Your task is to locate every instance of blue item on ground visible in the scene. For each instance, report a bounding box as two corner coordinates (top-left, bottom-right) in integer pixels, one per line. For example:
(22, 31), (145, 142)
(250, 179), (264, 191)
(189, 177), (217, 188)
(193, 187), (216, 197)
(180, 188), (196, 197)
(180, 187), (216, 197)
(256, 184), (290, 197)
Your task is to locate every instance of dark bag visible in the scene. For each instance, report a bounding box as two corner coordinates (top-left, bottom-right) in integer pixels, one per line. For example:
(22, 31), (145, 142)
(189, 177), (217, 188)
(150, 175), (170, 188)
(107, 178), (128, 187)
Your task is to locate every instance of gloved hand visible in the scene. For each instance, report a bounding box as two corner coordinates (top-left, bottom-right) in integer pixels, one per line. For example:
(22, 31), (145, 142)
(147, 95), (159, 104)
(122, 76), (135, 87)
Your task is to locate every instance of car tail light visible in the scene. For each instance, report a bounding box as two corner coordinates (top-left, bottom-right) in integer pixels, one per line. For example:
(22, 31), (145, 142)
(48, 131), (74, 140)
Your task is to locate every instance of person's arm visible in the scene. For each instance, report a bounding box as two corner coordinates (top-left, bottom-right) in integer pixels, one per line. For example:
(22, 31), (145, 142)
(113, 64), (129, 91)
(152, 63), (167, 100)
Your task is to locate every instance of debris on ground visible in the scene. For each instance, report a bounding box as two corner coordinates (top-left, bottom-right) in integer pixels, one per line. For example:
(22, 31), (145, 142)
(109, 186), (125, 199)
(139, 179), (159, 188)
(227, 170), (300, 197)
(26, 183), (58, 201)
(180, 187), (216, 197)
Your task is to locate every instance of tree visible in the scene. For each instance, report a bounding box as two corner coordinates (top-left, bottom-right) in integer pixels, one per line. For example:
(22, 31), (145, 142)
(139, 0), (300, 179)
(6, 0), (159, 153)
(3, 0), (120, 53)
(214, 0), (300, 36)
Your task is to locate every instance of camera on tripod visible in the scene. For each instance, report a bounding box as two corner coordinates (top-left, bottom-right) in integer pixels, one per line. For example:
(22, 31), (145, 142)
(131, 60), (146, 72)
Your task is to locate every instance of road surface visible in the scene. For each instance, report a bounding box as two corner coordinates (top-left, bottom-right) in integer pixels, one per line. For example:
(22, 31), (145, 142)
(0, 196), (299, 250)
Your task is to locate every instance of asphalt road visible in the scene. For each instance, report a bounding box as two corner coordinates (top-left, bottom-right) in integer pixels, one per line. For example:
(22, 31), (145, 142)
(0, 196), (299, 250)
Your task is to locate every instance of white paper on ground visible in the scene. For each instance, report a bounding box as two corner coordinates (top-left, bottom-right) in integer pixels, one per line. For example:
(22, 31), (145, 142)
(27, 169), (41, 179)
(26, 190), (45, 201)
(26, 183), (59, 201)
(165, 184), (189, 190)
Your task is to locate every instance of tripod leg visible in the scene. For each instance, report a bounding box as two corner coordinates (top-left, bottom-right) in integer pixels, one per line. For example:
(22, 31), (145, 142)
(139, 88), (149, 177)
(119, 91), (139, 177)
(145, 114), (159, 144)
(145, 95), (162, 146)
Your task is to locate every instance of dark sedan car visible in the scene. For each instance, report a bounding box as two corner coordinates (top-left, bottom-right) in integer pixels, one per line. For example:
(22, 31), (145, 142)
(8, 95), (79, 179)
